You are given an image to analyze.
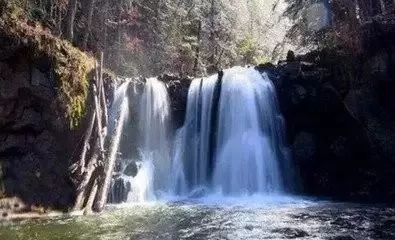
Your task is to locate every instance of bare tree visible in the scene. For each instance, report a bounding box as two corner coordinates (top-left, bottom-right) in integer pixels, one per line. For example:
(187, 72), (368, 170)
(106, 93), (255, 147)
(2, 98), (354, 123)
(64, 0), (78, 42)
(81, 0), (96, 50)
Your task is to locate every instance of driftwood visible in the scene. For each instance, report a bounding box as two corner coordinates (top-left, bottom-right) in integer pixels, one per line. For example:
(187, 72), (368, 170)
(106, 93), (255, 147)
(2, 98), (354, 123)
(100, 77), (108, 129)
(71, 51), (131, 214)
(72, 141), (99, 211)
(78, 111), (96, 174)
(99, 52), (108, 141)
(83, 178), (98, 215)
(93, 84), (105, 156)
(72, 52), (112, 214)
(94, 96), (127, 212)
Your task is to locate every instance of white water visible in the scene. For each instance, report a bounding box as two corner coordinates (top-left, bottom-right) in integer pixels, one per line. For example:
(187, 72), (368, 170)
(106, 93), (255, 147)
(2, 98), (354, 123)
(126, 158), (156, 202)
(109, 67), (292, 203)
(107, 81), (130, 179)
(107, 81), (131, 203)
(172, 67), (291, 197)
(213, 67), (283, 195)
(137, 77), (171, 197)
(171, 74), (218, 195)
(109, 78), (172, 203)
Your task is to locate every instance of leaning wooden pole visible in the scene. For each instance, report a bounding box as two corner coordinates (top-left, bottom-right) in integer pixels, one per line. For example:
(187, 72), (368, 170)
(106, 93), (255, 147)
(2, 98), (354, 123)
(93, 83), (105, 157)
(99, 52), (108, 137)
(73, 144), (100, 211)
(72, 53), (109, 213)
(94, 74), (128, 211)
(78, 110), (96, 174)
(83, 178), (99, 215)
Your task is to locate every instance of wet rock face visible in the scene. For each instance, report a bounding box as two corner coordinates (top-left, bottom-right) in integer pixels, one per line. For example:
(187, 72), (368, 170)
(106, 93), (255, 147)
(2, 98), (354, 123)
(264, 48), (395, 202)
(124, 162), (138, 177)
(159, 74), (192, 129)
(0, 53), (75, 208)
(108, 178), (131, 204)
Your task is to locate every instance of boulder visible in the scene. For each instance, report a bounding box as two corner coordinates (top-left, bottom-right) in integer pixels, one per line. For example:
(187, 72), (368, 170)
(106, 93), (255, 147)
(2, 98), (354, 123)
(124, 161), (138, 177)
(272, 48), (395, 202)
(292, 132), (316, 165)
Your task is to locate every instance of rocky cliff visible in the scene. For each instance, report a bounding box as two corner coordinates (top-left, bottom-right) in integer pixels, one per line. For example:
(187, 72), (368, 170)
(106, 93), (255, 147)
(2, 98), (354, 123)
(257, 45), (395, 202)
(0, 12), (95, 211)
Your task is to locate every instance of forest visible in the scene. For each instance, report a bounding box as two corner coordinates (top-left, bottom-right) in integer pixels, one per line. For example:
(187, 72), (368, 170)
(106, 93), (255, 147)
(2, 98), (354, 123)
(3, 0), (393, 75)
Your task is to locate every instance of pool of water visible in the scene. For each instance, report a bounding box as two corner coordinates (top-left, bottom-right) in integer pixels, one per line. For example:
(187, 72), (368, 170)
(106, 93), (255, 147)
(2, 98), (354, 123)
(0, 197), (394, 240)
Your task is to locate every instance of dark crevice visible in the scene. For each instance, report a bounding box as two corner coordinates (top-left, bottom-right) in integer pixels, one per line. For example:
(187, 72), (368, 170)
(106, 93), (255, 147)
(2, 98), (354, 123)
(207, 70), (223, 182)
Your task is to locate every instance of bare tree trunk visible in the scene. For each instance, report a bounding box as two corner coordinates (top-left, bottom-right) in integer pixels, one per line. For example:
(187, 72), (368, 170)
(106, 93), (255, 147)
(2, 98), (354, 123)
(99, 53), (108, 129)
(72, 54), (111, 214)
(73, 139), (100, 211)
(82, 0), (96, 50)
(101, 82), (108, 127)
(93, 55), (117, 212)
(93, 84), (104, 154)
(193, 20), (202, 75)
(78, 110), (96, 174)
(115, 1), (123, 72)
(93, 108), (125, 212)
(83, 178), (98, 215)
(209, 0), (216, 65)
(57, 5), (63, 37)
(64, 0), (78, 42)
(102, 0), (109, 56)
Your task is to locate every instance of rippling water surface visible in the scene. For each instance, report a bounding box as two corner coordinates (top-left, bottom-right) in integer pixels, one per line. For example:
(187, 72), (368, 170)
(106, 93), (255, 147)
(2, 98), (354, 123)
(1, 197), (394, 240)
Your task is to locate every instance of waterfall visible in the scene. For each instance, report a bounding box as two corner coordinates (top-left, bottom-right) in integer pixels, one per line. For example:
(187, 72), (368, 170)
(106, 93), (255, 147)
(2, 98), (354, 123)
(107, 81), (132, 203)
(108, 77), (172, 203)
(107, 81), (130, 177)
(213, 67), (284, 195)
(171, 67), (291, 197)
(109, 66), (292, 202)
(137, 77), (171, 196)
(171, 74), (218, 194)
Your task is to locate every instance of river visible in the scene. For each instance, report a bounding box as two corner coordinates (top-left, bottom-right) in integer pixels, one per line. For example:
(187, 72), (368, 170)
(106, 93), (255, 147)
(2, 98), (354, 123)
(1, 197), (394, 240)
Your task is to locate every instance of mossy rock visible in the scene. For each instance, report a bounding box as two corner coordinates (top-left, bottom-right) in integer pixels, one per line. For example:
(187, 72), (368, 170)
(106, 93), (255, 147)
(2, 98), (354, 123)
(0, 4), (95, 128)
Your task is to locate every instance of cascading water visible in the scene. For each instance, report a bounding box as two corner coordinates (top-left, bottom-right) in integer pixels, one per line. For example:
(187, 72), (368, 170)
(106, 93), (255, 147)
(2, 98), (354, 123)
(213, 67), (284, 195)
(171, 66), (291, 197)
(136, 77), (171, 197)
(171, 74), (219, 194)
(108, 77), (172, 203)
(107, 81), (132, 203)
(109, 66), (292, 202)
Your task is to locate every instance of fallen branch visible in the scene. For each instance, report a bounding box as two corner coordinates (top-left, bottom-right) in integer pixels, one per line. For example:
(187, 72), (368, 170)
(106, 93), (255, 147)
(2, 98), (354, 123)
(78, 110), (96, 175)
(83, 178), (99, 215)
(94, 93), (129, 212)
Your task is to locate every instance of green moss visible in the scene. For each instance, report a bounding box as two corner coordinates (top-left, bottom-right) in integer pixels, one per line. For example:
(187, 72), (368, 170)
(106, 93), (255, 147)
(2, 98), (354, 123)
(50, 42), (94, 128)
(0, 6), (95, 128)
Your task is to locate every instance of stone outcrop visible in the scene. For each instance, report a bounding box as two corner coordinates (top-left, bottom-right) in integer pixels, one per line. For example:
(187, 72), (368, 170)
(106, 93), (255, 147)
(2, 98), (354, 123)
(0, 15), (96, 211)
(257, 47), (395, 202)
(0, 52), (77, 209)
(159, 74), (193, 130)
